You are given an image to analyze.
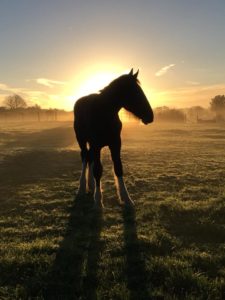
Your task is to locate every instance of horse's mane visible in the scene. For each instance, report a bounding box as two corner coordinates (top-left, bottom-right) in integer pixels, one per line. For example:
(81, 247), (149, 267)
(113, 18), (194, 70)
(100, 74), (140, 95)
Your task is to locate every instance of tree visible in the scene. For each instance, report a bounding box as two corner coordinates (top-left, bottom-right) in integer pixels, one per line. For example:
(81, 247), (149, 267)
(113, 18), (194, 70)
(187, 106), (206, 122)
(4, 94), (27, 110)
(155, 107), (186, 123)
(210, 95), (225, 113)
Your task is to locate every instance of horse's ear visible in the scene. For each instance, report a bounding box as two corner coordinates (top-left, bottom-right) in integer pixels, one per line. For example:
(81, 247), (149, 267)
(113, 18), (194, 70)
(134, 69), (139, 79)
(129, 68), (134, 75)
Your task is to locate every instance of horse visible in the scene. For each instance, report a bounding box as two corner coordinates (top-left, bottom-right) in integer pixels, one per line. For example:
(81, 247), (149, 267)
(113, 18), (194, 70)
(74, 68), (154, 208)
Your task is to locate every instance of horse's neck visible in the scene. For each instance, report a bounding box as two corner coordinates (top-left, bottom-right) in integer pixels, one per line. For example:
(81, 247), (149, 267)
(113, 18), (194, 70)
(100, 90), (123, 114)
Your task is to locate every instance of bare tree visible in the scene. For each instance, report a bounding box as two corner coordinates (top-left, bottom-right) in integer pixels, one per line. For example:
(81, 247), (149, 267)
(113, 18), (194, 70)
(4, 94), (27, 110)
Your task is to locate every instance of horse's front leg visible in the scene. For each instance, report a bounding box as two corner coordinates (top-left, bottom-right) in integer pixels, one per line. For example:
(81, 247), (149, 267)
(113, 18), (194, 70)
(109, 143), (134, 206)
(93, 147), (104, 208)
(87, 149), (95, 194)
(77, 148), (88, 196)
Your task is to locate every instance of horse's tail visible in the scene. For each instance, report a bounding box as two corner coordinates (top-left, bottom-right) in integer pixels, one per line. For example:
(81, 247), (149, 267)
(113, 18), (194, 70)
(74, 97), (90, 163)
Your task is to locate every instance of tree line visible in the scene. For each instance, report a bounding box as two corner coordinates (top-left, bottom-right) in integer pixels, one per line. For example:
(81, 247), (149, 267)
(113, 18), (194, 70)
(0, 94), (72, 122)
(155, 95), (225, 123)
(1, 93), (225, 123)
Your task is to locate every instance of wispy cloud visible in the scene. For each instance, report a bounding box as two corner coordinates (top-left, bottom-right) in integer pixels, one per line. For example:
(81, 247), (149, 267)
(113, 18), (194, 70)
(0, 82), (25, 95)
(0, 83), (9, 91)
(155, 64), (175, 77)
(36, 78), (67, 88)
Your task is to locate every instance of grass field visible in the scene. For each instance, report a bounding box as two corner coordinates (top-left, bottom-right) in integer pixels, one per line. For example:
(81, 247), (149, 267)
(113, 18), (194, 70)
(0, 121), (225, 300)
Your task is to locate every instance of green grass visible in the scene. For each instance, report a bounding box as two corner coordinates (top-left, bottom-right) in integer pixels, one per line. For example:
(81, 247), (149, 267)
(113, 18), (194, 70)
(0, 121), (225, 299)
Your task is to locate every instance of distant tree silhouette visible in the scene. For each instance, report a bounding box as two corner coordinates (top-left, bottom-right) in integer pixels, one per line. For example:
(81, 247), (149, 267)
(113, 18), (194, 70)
(210, 95), (225, 112)
(187, 106), (205, 122)
(4, 94), (27, 110)
(191, 106), (205, 114)
(155, 107), (186, 122)
(210, 95), (225, 121)
(26, 104), (41, 121)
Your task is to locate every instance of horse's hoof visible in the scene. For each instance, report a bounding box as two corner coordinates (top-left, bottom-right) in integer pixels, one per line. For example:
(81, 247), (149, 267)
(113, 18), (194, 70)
(94, 188), (103, 208)
(120, 193), (134, 207)
(123, 198), (135, 207)
(117, 200), (123, 207)
(94, 201), (104, 210)
(87, 189), (94, 195)
(87, 182), (95, 193)
(77, 189), (86, 197)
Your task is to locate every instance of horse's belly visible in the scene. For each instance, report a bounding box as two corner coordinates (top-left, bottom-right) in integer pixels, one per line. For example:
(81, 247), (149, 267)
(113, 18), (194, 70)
(88, 131), (111, 147)
(88, 123), (120, 147)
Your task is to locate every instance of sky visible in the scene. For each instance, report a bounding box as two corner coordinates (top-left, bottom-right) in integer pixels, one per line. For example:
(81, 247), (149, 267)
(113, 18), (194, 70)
(0, 0), (225, 110)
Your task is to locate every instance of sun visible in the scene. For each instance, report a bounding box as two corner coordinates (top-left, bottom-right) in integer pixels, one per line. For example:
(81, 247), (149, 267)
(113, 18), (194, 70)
(73, 71), (118, 99)
(63, 65), (129, 109)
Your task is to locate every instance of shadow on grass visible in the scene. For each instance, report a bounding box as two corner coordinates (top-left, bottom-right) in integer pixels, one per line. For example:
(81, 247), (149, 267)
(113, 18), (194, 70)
(4, 126), (75, 149)
(122, 206), (150, 300)
(0, 149), (80, 213)
(0, 150), (80, 186)
(44, 194), (103, 300)
(159, 204), (225, 246)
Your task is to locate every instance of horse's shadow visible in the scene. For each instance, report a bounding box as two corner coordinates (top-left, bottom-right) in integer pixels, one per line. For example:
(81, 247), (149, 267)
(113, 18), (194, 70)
(44, 194), (103, 300)
(44, 196), (149, 299)
(122, 206), (150, 300)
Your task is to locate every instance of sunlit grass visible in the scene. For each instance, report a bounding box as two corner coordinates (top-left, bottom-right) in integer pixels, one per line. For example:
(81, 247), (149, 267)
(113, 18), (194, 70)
(0, 122), (225, 299)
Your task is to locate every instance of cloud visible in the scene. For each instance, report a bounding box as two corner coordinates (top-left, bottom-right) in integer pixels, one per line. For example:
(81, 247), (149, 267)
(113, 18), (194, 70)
(0, 82), (27, 97)
(0, 82), (32, 98)
(0, 83), (9, 91)
(36, 78), (67, 88)
(155, 64), (175, 77)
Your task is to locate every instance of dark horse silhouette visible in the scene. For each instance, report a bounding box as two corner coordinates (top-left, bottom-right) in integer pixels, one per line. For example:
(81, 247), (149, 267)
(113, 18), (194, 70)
(74, 69), (154, 207)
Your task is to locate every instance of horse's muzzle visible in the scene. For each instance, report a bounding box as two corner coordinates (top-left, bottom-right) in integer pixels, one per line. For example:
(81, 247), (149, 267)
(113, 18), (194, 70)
(142, 119), (150, 124)
(142, 114), (154, 124)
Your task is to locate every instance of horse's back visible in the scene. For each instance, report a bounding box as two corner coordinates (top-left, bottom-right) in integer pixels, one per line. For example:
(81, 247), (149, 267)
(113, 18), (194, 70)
(74, 94), (97, 121)
(74, 93), (122, 148)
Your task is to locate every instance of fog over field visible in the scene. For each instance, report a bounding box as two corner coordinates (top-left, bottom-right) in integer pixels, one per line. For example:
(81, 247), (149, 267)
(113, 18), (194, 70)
(0, 121), (225, 299)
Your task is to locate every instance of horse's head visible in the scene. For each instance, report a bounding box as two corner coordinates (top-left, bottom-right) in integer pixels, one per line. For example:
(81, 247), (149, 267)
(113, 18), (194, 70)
(115, 69), (154, 124)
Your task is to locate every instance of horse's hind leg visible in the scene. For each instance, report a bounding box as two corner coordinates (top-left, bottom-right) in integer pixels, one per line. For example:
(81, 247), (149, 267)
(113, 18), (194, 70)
(87, 148), (95, 194)
(77, 142), (88, 196)
(92, 147), (104, 208)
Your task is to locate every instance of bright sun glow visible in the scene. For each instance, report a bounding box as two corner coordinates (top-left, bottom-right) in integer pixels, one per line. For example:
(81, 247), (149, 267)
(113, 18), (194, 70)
(74, 71), (118, 99)
(64, 64), (129, 110)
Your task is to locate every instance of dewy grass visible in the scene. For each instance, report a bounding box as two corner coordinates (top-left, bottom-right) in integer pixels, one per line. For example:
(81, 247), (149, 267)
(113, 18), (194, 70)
(0, 121), (225, 299)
